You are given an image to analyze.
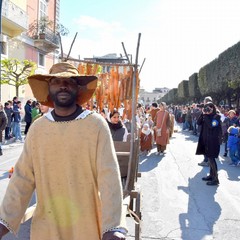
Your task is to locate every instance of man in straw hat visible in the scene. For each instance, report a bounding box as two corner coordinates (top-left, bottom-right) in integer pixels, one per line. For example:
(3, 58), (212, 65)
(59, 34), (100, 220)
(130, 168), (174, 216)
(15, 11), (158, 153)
(0, 62), (126, 240)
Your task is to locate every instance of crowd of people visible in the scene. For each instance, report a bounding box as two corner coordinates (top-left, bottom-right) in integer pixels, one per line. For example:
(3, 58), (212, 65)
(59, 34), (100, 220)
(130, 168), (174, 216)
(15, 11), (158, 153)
(97, 96), (240, 186)
(0, 96), (51, 156)
(90, 101), (176, 157)
(172, 98), (240, 165)
(0, 62), (240, 239)
(1, 93), (240, 180)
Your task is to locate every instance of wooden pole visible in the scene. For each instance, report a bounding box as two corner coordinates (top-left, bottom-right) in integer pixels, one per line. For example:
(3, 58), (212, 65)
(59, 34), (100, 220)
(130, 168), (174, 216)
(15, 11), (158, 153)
(121, 42), (131, 64)
(57, 32), (64, 60)
(60, 57), (135, 67)
(139, 57), (146, 75)
(66, 32), (78, 60)
(124, 33), (141, 193)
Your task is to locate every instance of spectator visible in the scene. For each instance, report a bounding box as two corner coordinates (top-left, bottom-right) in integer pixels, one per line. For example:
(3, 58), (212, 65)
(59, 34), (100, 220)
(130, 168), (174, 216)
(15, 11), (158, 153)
(11, 97), (18, 137)
(196, 102), (222, 186)
(31, 101), (41, 122)
(197, 96), (214, 167)
(182, 107), (188, 131)
(4, 102), (13, 140)
(12, 101), (23, 142)
(227, 126), (240, 166)
(24, 99), (32, 135)
(191, 104), (201, 135)
(222, 110), (238, 157)
(0, 103), (7, 155)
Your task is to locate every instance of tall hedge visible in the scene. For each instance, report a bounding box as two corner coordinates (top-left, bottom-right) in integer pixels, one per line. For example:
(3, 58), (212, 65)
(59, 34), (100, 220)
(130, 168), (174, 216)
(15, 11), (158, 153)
(188, 73), (201, 101)
(177, 80), (189, 103)
(198, 41), (240, 103)
(159, 41), (240, 106)
(168, 88), (178, 104)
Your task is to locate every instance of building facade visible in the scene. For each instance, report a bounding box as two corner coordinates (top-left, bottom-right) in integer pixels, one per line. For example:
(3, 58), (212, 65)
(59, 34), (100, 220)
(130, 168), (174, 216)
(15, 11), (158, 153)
(84, 53), (128, 73)
(1, 0), (60, 102)
(139, 87), (169, 106)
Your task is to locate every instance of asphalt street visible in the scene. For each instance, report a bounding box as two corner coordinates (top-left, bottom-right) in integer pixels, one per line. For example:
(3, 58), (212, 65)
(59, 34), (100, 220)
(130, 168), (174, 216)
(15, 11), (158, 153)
(127, 126), (240, 240)
(1, 125), (240, 240)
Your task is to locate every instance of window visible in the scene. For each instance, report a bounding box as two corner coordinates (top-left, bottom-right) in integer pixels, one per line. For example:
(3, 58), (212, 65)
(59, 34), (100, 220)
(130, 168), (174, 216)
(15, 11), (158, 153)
(0, 42), (7, 55)
(38, 53), (45, 67)
(39, 0), (47, 19)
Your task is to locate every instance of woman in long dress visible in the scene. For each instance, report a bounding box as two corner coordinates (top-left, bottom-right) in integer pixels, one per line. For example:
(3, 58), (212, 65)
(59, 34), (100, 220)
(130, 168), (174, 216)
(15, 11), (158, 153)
(154, 102), (171, 155)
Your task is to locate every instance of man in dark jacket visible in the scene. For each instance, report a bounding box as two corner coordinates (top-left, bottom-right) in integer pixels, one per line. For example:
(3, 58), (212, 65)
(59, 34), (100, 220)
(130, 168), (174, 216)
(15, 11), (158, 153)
(4, 102), (13, 140)
(196, 102), (222, 185)
(24, 99), (32, 135)
(0, 103), (7, 155)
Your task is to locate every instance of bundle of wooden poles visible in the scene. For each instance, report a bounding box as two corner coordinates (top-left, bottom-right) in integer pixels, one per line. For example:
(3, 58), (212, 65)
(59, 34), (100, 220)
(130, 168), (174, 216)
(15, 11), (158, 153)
(78, 63), (140, 120)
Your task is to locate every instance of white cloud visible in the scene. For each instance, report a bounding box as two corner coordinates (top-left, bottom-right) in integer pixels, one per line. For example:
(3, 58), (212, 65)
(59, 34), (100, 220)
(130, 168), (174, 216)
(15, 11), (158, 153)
(62, 15), (140, 60)
(61, 0), (240, 91)
(74, 16), (122, 32)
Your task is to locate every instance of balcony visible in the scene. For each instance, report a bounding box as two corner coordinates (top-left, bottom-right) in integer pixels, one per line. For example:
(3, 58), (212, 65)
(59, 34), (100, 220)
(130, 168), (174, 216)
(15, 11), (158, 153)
(33, 27), (60, 53)
(2, 0), (28, 37)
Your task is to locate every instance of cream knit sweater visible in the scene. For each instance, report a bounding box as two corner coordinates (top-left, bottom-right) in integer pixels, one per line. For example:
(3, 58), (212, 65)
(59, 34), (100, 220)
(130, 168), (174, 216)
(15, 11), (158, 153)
(0, 111), (124, 239)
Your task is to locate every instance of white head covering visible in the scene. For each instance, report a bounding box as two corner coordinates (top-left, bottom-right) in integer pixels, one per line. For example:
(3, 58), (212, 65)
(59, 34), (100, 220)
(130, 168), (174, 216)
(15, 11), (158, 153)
(142, 123), (151, 136)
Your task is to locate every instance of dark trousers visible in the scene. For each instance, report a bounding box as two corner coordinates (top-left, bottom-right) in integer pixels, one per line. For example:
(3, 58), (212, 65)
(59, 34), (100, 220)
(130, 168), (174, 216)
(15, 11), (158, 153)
(5, 127), (11, 139)
(24, 122), (31, 135)
(224, 133), (228, 154)
(208, 157), (218, 180)
(156, 144), (166, 152)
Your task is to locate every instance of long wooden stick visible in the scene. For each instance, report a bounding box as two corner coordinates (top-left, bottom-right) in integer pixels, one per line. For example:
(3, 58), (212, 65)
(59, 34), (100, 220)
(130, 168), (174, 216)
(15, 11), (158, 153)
(60, 57), (135, 67)
(139, 57), (146, 75)
(66, 32), (78, 59)
(124, 33), (141, 193)
(57, 33), (64, 60)
(121, 42), (131, 64)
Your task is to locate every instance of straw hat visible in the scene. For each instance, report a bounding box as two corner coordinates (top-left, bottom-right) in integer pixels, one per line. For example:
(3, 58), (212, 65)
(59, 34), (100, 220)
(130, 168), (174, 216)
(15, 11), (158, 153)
(28, 62), (98, 107)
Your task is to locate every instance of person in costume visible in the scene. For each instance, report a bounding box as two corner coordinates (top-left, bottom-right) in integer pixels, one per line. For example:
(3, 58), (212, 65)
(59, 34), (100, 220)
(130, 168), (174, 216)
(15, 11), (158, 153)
(140, 123), (153, 155)
(0, 62), (126, 240)
(154, 102), (171, 155)
(107, 110), (129, 142)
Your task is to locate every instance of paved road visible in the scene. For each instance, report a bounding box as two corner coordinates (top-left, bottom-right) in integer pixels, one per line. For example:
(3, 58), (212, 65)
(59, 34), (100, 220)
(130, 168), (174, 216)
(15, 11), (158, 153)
(1, 127), (240, 240)
(127, 127), (240, 240)
(0, 141), (35, 240)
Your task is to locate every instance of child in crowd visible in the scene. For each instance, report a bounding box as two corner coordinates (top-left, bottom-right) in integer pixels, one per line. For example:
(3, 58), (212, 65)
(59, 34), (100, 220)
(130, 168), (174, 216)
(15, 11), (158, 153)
(140, 123), (153, 156)
(223, 110), (238, 157)
(144, 114), (154, 129)
(227, 126), (240, 166)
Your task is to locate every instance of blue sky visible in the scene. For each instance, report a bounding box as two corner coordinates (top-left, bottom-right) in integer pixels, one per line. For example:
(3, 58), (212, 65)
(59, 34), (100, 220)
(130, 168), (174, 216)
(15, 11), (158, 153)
(60, 0), (240, 91)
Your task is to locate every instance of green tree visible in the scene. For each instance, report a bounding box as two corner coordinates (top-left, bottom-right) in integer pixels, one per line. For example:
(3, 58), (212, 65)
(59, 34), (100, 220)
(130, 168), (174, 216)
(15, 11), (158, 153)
(1, 58), (36, 96)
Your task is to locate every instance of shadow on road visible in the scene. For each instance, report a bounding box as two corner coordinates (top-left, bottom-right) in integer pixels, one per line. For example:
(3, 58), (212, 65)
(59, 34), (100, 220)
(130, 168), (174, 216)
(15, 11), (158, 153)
(0, 172), (9, 180)
(178, 168), (221, 240)
(138, 148), (165, 172)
